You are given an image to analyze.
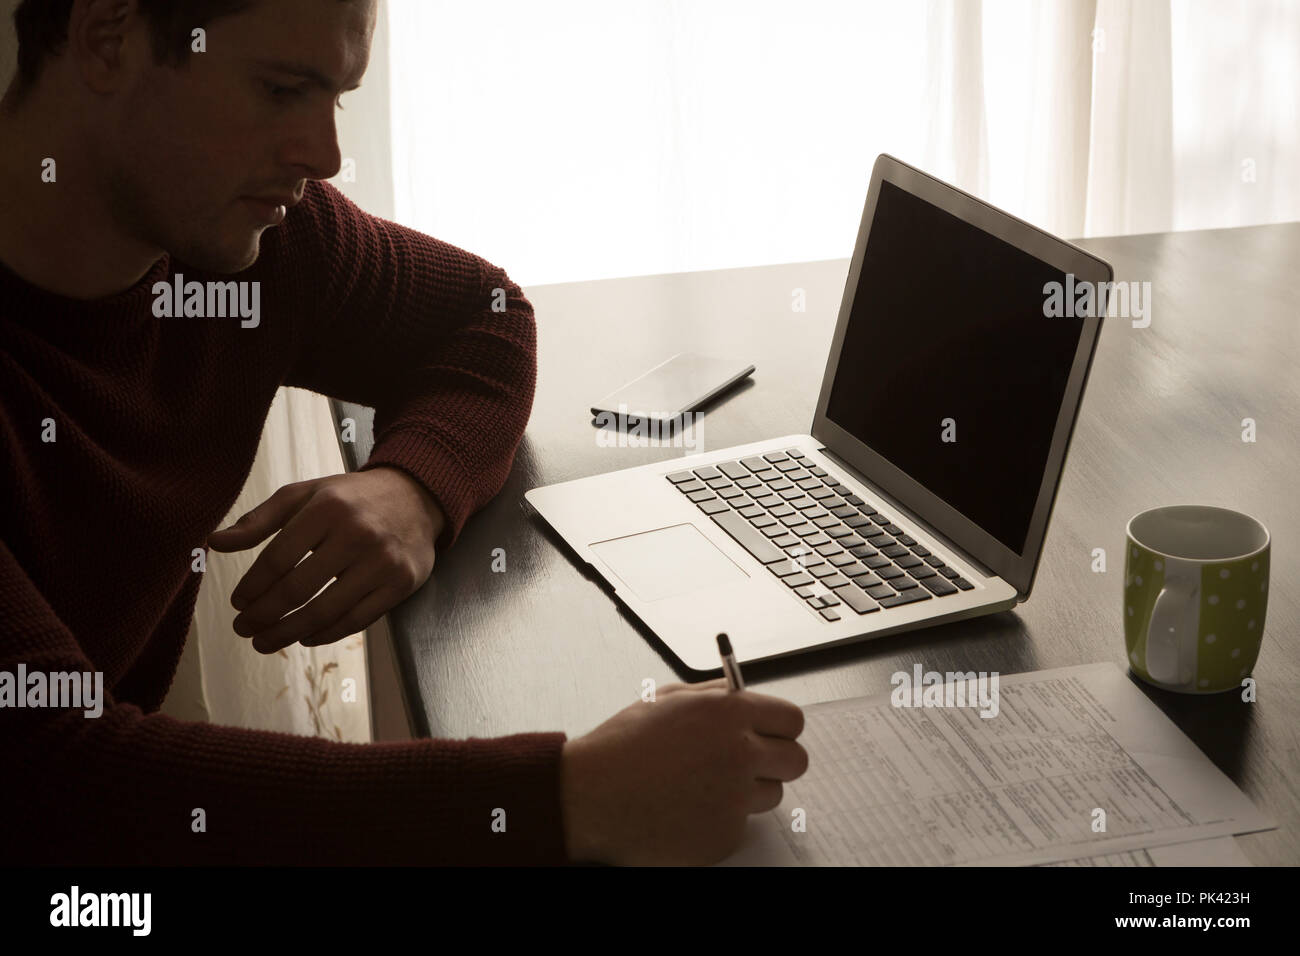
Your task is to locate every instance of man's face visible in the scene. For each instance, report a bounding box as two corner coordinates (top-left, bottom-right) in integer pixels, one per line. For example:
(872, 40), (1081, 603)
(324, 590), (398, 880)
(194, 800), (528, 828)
(102, 0), (376, 273)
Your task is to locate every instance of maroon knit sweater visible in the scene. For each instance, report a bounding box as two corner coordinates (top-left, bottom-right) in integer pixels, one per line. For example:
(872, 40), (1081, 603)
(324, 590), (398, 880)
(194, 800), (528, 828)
(0, 180), (570, 865)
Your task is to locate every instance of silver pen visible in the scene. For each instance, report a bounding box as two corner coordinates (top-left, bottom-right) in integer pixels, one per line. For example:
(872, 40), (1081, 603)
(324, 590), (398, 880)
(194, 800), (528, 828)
(716, 632), (745, 691)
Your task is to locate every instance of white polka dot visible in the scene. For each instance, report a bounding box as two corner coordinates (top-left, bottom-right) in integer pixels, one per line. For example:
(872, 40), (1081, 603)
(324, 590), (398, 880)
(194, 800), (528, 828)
(1168, 626), (1175, 633)
(1136, 576), (1143, 586)
(1247, 620), (1255, 630)
(1251, 561), (1258, 571)
(1235, 599), (1246, 610)
(1127, 606), (1133, 617)
(1231, 648), (1241, 658)
(1154, 560), (1163, 571)
(1208, 595), (1219, 605)
(1198, 679), (1209, 687)
(1219, 568), (1230, 579)
(1204, 633), (1216, 644)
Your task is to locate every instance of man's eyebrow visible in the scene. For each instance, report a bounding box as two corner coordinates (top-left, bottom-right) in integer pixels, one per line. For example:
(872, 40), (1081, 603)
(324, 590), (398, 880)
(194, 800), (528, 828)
(250, 59), (362, 92)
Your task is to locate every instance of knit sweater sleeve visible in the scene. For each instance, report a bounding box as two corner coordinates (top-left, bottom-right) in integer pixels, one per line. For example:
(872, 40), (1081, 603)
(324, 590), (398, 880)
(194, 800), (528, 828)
(0, 538), (570, 865)
(279, 181), (537, 552)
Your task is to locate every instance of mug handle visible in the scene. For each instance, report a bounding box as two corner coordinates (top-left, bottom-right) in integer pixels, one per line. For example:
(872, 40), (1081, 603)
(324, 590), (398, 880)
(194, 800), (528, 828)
(1146, 579), (1198, 686)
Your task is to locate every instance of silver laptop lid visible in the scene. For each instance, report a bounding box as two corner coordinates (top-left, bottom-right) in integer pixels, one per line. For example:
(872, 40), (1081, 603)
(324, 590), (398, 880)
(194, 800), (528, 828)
(811, 154), (1112, 600)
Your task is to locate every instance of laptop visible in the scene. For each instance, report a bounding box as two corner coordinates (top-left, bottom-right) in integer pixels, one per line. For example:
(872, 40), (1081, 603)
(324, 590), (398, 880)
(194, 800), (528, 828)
(525, 154), (1112, 671)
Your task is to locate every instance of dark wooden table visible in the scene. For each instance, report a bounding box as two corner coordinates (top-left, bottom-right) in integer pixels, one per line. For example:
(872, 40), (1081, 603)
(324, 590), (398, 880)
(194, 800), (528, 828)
(339, 222), (1299, 865)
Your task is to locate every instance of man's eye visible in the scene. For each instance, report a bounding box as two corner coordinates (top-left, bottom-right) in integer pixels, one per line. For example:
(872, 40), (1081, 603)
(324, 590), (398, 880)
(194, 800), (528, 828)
(263, 80), (304, 101)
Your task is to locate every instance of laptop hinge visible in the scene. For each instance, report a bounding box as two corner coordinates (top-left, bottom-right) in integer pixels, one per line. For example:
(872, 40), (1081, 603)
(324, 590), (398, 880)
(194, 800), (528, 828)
(814, 444), (1001, 582)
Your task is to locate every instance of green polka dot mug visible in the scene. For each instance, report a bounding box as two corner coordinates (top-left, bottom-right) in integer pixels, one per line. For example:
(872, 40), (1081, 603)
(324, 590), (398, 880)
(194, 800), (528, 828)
(1124, 505), (1269, 693)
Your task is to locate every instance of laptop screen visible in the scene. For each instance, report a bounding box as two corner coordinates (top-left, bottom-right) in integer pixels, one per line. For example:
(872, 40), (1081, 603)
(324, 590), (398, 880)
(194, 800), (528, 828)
(824, 179), (1087, 556)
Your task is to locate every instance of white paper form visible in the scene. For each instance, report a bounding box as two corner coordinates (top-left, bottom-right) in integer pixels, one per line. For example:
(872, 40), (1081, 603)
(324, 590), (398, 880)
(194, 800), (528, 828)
(721, 663), (1273, 866)
(1046, 837), (1253, 867)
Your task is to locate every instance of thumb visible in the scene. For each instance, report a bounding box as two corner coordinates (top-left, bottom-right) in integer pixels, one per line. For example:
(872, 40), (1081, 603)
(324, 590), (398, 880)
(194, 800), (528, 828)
(207, 482), (317, 552)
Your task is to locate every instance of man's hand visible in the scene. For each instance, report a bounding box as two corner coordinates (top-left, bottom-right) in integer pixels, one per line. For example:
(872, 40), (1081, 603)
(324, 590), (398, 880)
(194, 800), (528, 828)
(207, 467), (446, 654)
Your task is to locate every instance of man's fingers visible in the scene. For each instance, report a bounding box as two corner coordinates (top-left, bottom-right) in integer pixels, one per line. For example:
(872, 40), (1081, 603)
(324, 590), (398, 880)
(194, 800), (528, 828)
(228, 498), (332, 611)
(249, 565), (380, 654)
(658, 678), (730, 696)
(207, 481), (316, 553)
(751, 736), (809, 782)
(747, 693), (805, 739)
(231, 537), (349, 637)
(298, 585), (396, 649)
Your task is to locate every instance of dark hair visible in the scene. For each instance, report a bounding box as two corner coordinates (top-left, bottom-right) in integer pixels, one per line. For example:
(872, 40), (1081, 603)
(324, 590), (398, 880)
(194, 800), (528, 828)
(12, 0), (256, 91)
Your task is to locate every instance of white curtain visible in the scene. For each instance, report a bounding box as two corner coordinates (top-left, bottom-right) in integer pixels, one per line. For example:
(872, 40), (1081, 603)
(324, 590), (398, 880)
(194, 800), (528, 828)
(388, 0), (1300, 287)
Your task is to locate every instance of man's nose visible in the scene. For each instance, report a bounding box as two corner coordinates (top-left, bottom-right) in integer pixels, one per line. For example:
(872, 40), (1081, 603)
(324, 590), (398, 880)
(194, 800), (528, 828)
(281, 107), (343, 181)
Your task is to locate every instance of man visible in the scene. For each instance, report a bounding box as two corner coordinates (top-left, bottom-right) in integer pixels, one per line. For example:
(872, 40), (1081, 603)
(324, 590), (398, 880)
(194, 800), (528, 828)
(0, 0), (808, 865)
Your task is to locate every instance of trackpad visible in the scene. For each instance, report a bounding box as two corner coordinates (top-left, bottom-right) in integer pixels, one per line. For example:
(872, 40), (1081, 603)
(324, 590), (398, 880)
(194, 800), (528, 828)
(590, 523), (748, 602)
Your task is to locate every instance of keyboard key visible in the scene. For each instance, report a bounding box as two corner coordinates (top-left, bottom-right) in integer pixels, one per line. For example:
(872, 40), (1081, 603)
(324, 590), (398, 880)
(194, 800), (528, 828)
(697, 499), (730, 515)
(838, 587), (879, 614)
(768, 560), (805, 577)
(752, 494), (781, 509)
(784, 572), (814, 588)
(838, 534), (866, 549)
(793, 585), (816, 598)
(780, 513), (808, 528)
(872, 514), (892, 526)
(848, 544), (876, 558)
(864, 555), (892, 570)
(841, 563), (871, 578)
(667, 471), (695, 484)
(825, 525), (853, 540)
(787, 469), (812, 482)
(809, 487), (837, 501)
(738, 505), (764, 519)
(822, 574), (851, 590)
(771, 533), (801, 548)
(735, 475), (762, 489)
(890, 576), (919, 590)
(809, 466), (828, 477)
(884, 524), (904, 536)
(896, 534), (916, 546)
(815, 542), (842, 557)
(706, 477), (732, 490)
(877, 566), (905, 580)
(856, 503), (878, 516)
(763, 452), (790, 463)
(817, 592), (841, 607)
(677, 480), (706, 493)
(804, 532), (831, 547)
(830, 505), (858, 519)
(796, 477), (822, 490)
(750, 514), (776, 528)
(762, 524), (789, 538)
(922, 576), (958, 596)
(910, 545), (930, 557)
(719, 462), (749, 480)
(768, 479), (794, 492)
(755, 470), (781, 482)
(878, 589), (931, 608)
(844, 515), (873, 529)
(769, 503), (795, 518)
(952, 576), (974, 590)
(895, 555), (923, 569)
(868, 535), (895, 549)
(812, 515), (840, 529)
(686, 489), (717, 503)
(843, 494), (864, 506)
(775, 460), (801, 473)
(939, 566), (960, 579)
(865, 583), (895, 601)
(819, 607), (842, 622)
(809, 565), (837, 579)
(694, 466), (722, 480)
(793, 524), (820, 538)
(717, 486), (745, 499)
(741, 456), (768, 472)
(785, 449), (806, 458)
(881, 544), (909, 558)
(908, 565), (937, 580)
(779, 489), (805, 501)
(711, 510), (786, 565)
(855, 573), (883, 589)
(925, 555), (946, 567)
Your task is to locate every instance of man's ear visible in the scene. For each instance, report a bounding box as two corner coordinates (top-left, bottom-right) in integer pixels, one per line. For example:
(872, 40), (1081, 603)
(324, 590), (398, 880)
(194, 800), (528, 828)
(68, 0), (146, 94)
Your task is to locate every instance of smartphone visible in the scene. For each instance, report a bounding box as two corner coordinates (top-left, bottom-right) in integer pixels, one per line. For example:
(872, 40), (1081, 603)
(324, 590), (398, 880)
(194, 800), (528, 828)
(591, 352), (755, 428)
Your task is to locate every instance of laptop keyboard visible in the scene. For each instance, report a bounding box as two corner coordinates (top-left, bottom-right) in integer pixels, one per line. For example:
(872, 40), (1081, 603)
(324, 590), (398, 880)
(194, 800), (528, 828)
(667, 448), (973, 622)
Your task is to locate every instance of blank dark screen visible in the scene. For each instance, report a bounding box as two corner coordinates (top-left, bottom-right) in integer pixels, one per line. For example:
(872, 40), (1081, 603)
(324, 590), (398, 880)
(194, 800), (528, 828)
(825, 180), (1084, 555)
